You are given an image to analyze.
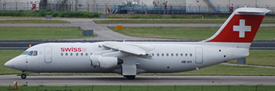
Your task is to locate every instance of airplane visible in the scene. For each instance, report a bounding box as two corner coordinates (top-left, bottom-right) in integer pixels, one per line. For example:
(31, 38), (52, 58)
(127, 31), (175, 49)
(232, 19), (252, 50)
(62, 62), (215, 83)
(4, 7), (270, 79)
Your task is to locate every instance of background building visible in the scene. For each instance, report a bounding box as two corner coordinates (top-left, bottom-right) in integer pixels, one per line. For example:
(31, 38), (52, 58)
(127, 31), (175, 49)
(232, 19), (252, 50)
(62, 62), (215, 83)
(186, 0), (274, 13)
(0, 0), (274, 14)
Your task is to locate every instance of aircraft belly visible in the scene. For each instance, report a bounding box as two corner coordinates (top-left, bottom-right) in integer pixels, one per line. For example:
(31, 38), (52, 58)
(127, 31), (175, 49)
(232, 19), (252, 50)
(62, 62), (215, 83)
(131, 58), (193, 73)
(119, 44), (197, 73)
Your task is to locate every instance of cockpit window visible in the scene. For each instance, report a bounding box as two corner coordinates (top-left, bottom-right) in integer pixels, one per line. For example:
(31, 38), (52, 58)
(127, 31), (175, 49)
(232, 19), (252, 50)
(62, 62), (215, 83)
(33, 51), (37, 56)
(21, 51), (29, 55)
(24, 51), (38, 56)
(27, 51), (34, 56)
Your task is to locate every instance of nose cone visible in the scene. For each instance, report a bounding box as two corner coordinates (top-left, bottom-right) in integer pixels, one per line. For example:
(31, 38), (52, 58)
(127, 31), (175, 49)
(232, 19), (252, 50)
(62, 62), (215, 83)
(5, 55), (25, 71)
(4, 61), (14, 68)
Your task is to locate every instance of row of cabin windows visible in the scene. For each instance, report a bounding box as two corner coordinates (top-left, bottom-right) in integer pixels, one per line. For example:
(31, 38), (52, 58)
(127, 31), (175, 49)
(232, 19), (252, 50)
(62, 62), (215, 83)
(151, 53), (192, 57)
(61, 52), (192, 57)
(61, 53), (93, 56)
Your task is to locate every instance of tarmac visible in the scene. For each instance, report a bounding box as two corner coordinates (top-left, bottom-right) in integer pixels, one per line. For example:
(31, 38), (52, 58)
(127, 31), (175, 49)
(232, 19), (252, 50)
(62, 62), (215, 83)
(1, 75), (275, 86)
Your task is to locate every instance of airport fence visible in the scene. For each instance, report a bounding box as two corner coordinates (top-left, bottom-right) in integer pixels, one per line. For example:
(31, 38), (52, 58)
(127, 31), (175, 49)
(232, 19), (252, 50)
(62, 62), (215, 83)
(1, 1), (275, 15)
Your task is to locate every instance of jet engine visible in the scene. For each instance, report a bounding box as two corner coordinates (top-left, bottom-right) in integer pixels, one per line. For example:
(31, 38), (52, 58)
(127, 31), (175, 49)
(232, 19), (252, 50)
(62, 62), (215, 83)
(90, 55), (122, 68)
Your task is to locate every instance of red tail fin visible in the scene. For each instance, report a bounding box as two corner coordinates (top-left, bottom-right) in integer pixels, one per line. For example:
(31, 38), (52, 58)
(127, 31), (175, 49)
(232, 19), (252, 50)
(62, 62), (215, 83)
(205, 7), (270, 43)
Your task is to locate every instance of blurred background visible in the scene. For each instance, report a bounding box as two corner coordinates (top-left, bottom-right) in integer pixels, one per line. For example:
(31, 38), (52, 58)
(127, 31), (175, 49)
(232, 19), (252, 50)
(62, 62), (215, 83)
(0, 0), (274, 15)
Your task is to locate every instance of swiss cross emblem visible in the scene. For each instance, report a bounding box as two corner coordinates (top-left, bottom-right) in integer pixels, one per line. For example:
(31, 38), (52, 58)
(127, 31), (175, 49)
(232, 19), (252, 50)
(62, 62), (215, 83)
(233, 19), (251, 38)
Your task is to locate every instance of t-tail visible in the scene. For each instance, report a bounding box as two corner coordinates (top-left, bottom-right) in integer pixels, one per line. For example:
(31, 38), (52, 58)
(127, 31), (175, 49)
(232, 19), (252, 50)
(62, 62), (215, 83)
(203, 7), (270, 48)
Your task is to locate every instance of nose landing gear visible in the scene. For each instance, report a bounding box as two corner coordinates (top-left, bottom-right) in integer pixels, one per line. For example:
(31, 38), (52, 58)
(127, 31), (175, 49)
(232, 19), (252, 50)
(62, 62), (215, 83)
(21, 71), (27, 79)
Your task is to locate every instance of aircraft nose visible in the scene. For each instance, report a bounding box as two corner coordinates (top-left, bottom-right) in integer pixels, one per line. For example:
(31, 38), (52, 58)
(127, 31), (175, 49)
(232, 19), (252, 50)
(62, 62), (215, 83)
(4, 60), (14, 68)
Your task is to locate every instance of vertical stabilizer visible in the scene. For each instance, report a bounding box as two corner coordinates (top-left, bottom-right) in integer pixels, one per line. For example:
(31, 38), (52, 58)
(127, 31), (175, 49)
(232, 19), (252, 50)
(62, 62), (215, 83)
(203, 7), (270, 48)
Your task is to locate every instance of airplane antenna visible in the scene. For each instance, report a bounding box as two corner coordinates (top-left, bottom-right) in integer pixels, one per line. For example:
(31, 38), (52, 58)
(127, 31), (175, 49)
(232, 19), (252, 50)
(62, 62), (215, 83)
(29, 44), (32, 48)
(123, 39), (126, 42)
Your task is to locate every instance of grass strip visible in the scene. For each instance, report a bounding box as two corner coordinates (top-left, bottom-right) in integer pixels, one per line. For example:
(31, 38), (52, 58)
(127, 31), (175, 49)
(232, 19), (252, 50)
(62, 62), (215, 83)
(107, 14), (231, 19)
(0, 27), (96, 40)
(0, 85), (274, 91)
(0, 20), (69, 24)
(0, 10), (101, 18)
(95, 19), (275, 24)
(110, 27), (275, 40)
(95, 19), (226, 24)
(229, 50), (275, 66)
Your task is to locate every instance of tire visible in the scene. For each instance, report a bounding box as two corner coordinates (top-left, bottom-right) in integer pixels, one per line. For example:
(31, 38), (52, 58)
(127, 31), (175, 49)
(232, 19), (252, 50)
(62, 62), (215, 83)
(21, 74), (27, 79)
(124, 76), (135, 79)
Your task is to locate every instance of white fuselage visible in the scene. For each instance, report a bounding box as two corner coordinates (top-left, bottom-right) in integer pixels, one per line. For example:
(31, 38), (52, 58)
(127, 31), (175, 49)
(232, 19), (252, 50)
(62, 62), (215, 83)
(7, 42), (249, 74)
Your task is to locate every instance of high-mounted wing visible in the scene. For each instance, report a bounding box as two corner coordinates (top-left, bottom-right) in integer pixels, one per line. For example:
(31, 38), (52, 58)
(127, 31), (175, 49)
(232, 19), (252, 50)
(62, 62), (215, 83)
(103, 42), (147, 56)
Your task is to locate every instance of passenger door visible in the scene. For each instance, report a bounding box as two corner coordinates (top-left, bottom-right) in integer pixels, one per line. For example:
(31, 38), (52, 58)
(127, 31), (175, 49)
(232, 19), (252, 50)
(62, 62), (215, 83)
(44, 47), (52, 63)
(195, 47), (203, 64)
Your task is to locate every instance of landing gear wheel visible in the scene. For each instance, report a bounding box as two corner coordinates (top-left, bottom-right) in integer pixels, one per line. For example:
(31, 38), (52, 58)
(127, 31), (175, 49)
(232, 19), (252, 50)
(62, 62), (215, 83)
(124, 76), (135, 79)
(21, 71), (27, 79)
(21, 74), (27, 79)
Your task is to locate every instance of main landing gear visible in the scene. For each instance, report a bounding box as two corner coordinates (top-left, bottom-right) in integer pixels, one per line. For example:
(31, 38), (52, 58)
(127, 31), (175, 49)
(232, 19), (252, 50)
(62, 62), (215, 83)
(21, 71), (27, 79)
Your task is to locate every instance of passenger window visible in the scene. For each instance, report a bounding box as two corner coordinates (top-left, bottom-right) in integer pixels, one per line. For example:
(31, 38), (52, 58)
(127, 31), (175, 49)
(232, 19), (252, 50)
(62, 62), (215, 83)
(21, 51), (29, 55)
(181, 53), (183, 56)
(162, 53), (164, 56)
(152, 53), (154, 56)
(190, 53), (192, 57)
(166, 53), (169, 56)
(76, 53), (78, 56)
(61, 53), (63, 56)
(86, 53), (88, 56)
(176, 53), (178, 56)
(33, 51), (37, 56)
(157, 53), (159, 56)
(90, 53), (93, 55)
(185, 53), (188, 57)
(171, 53), (174, 56)
(27, 51), (33, 56)
(70, 53), (73, 56)
(65, 53), (68, 56)
(81, 53), (83, 56)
